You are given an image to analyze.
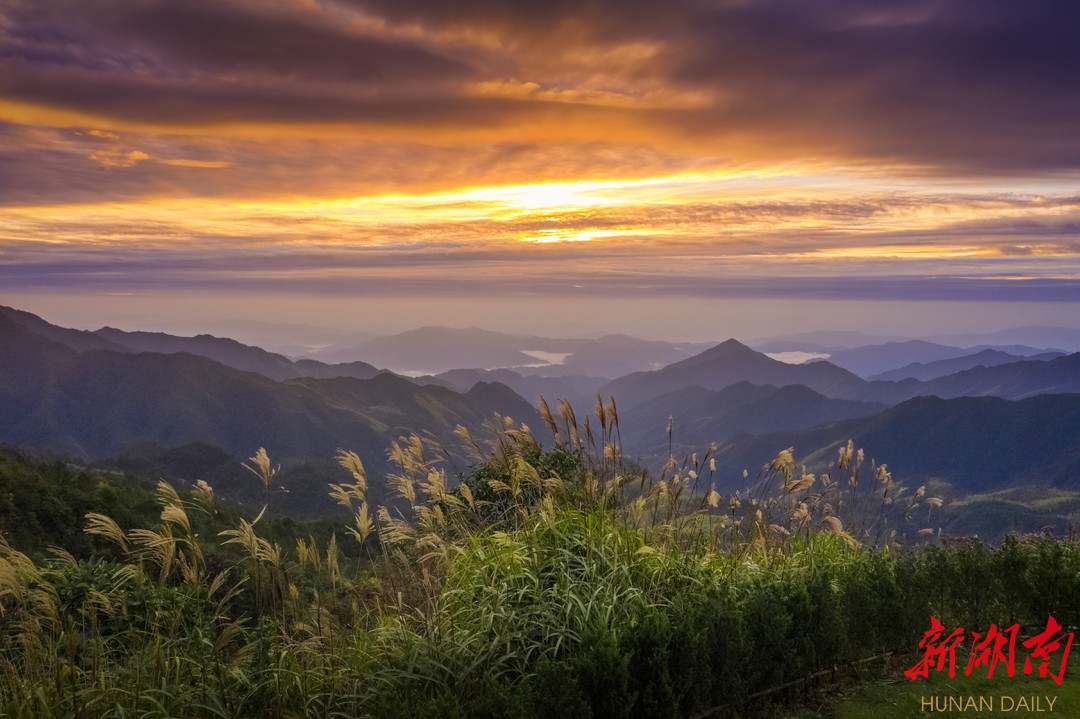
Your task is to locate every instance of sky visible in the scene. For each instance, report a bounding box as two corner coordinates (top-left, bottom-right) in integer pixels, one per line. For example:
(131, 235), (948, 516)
(1, 0), (1079, 341)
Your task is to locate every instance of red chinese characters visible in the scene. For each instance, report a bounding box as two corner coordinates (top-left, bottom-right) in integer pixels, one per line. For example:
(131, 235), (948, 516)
(965, 622), (1019, 679)
(904, 616), (1074, 686)
(1022, 616), (1075, 685)
(904, 616), (966, 680)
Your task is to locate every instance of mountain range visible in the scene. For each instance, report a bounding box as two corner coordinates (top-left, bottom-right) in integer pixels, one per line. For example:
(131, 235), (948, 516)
(822, 340), (1062, 378)
(602, 337), (1080, 408)
(603, 339), (867, 407)
(2, 304), (1079, 515)
(424, 369), (605, 409)
(0, 305), (384, 382)
(304, 326), (712, 377)
(0, 309), (539, 478)
(752, 326), (1080, 354)
(618, 382), (886, 451)
(702, 394), (1080, 494)
(870, 348), (1064, 382)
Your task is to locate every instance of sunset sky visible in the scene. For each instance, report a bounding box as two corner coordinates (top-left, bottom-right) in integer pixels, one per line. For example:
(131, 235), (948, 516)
(2, 0), (1079, 340)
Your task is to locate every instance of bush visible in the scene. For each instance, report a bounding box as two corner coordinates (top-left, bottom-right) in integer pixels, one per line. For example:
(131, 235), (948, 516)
(2, 424), (1077, 718)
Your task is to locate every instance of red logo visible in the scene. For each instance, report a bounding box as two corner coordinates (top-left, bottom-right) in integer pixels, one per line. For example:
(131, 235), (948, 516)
(904, 616), (1074, 686)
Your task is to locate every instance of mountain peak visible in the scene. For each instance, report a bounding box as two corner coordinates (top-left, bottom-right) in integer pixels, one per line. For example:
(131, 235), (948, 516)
(714, 338), (754, 351)
(680, 338), (763, 366)
(602, 336), (865, 407)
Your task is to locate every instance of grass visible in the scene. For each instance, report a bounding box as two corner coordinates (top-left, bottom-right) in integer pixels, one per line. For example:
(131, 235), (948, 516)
(1, 399), (1077, 718)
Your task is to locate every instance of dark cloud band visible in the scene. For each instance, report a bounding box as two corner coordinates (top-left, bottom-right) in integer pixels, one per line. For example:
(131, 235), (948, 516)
(3, 0), (1080, 172)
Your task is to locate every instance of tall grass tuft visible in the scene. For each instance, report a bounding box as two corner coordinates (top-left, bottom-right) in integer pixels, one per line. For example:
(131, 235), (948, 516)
(0, 400), (1071, 718)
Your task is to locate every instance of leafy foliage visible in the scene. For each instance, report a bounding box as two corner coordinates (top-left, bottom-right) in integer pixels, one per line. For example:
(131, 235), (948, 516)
(1, 407), (1077, 718)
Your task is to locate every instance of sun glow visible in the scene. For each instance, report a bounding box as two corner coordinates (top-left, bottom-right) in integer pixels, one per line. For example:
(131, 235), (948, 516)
(522, 227), (666, 244)
(3, 161), (1079, 285)
(0, 166), (790, 243)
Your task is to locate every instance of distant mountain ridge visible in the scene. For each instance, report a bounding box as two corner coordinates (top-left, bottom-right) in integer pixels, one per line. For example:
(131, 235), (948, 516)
(5, 304), (1080, 503)
(0, 309), (540, 478)
(603, 339), (868, 407)
(618, 381), (886, 450)
(824, 340), (975, 378)
(530, 334), (713, 378)
(752, 326), (1080, 353)
(930, 326), (1080, 353)
(427, 369), (605, 408)
(823, 340), (1063, 378)
(871, 349), (1065, 382)
(0, 306), (383, 383)
(0, 305), (126, 353)
(308, 326), (712, 377)
(903, 353), (1080, 401)
(603, 337), (1080, 409)
(308, 326), (580, 372)
(95, 327), (315, 381)
(706, 394), (1080, 493)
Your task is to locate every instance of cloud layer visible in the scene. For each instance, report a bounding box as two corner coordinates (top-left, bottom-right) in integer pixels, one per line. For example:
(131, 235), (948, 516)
(1, 0), (1079, 305)
(5, 0), (1080, 169)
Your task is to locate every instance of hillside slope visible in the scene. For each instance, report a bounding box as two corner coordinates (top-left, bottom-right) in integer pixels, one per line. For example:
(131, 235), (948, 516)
(0, 313), (539, 477)
(703, 394), (1080, 492)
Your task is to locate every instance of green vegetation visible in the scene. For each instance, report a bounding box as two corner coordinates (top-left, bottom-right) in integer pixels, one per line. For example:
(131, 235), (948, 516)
(0, 445), (351, 562)
(1, 403), (1078, 718)
(938, 482), (1080, 540)
(0, 446), (160, 559)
